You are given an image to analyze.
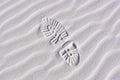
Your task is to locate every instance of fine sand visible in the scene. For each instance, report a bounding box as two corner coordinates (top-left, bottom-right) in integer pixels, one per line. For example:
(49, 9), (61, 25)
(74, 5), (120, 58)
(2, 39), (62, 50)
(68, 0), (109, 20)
(0, 0), (120, 80)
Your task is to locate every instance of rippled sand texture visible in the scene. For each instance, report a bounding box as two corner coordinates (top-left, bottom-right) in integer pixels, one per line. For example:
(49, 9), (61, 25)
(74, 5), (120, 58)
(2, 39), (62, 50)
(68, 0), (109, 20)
(0, 0), (120, 80)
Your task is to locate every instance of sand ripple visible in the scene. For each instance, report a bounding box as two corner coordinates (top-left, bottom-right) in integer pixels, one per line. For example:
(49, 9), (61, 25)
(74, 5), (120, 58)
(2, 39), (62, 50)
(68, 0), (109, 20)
(0, 0), (120, 80)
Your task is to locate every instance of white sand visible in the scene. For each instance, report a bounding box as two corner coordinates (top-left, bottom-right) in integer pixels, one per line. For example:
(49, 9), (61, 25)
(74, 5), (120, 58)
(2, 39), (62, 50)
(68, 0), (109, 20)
(0, 0), (120, 80)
